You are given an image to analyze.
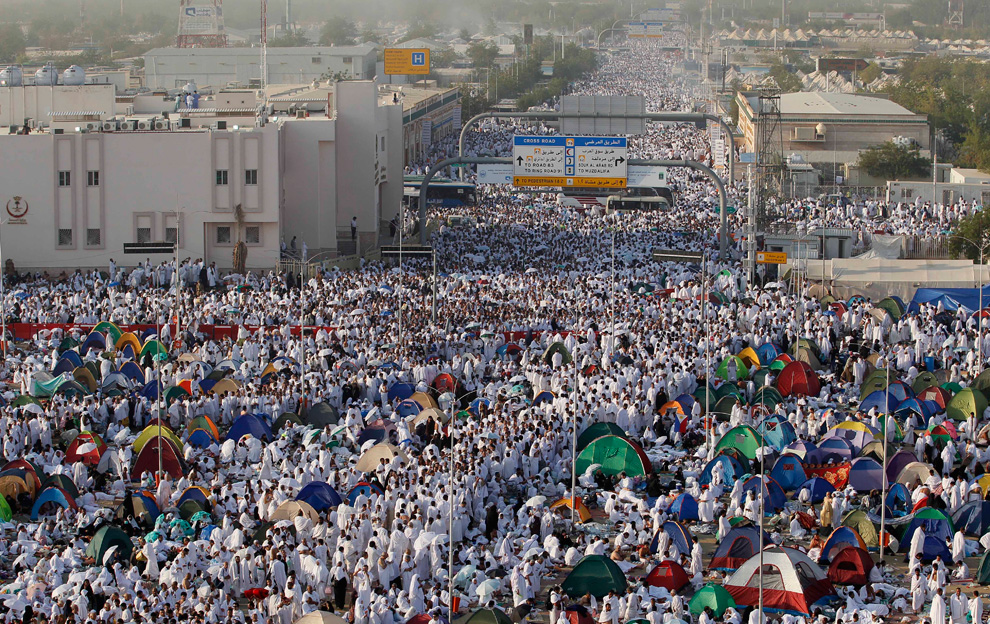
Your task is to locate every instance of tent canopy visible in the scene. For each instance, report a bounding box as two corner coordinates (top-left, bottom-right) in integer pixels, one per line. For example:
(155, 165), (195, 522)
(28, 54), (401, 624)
(575, 435), (651, 477)
(562, 555), (628, 598)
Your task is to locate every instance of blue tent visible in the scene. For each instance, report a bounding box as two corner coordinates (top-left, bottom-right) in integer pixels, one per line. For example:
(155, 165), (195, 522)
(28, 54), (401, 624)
(119, 361), (145, 383)
(886, 381), (914, 403)
(919, 535), (953, 562)
(178, 487), (210, 508)
(894, 398), (932, 420)
(757, 418), (797, 452)
(396, 400), (422, 418)
(52, 357), (78, 376)
(699, 454), (746, 486)
(673, 393), (697, 412)
(817, 437), (855, 462)
(670, 493), (699, 521)
(909, 285), (990, 314)
(884, 483), (912, 518)
(756, 343), (781, 365)
(133, 492), (160, 522)
(796, 476), (836, 504)
(899, 509), (954, 551)
(860, 390), (901, 414)
(347, 482), (384, 505)
(198, 378), (218, 394)
(188, 429), (217, 448)
(297, 481), (344, 511)
(225, 413), (273, 442)
(533, 391), (555, 406)
(81, 332), (106, 355)
(388, 382), (416, 402)
(821, 526), (866, 562)
(741, 475), (786, 512)
(769, 455), (807, 491)
(140, 381), (161, 400)
(848, 457), (884, 492)
(952, 500), (990, 537)
(649, 520), (692, 556)
(200, 524), (219, 540)
(30, 486), (75, 520)
(59, 350), (83, 368)
(120, 344), (136, 361)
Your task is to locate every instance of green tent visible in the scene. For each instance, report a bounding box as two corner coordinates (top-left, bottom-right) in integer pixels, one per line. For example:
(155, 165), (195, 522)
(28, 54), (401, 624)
(57, 337), (79, 354)
(575, 435), (650, 477)
(841, 509), (879, 549)
(693, 384), (718, 411)
(942, 382), (964, 395)
(716, 356), (749, 381)
(978, 551), (990, 584)
(877, 297), (904, 320)
(768, 358), (789, 372)
(273, 413), (303, 434)
(577, 422), (626, 451)
(715, 383), (744, 401)
(464, 609), (513, 624)
(32, 374), (69, 397)
(752, 369), (771, 388)
(140, 340), (167, 358)
(163, 385), (190, 405)
(93, 321), (123, 344)
(562, 555), (627, 598)
(712, 395), (740, 422)
(689, 583), (736, 618)
(753, 386), (783, 406)
(543, 342), (573, 366)
(11, 395), (41, 407)
(947, 387), (988, 422)
(0, 494), (11, 522)
(713, 425), (764, 460)
(974, 369), (990, 395)
(55, 379), (88, 398)
(913, 371), (940, 394)
(86, 525), (134, 566)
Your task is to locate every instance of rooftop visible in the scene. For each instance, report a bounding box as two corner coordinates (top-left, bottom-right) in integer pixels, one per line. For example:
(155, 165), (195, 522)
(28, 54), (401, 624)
(778, 92), (918, 117)
(145, 44), (377, 58)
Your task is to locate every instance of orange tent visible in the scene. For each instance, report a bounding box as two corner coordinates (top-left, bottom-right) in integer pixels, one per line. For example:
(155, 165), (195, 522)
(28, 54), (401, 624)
(550, 497), (592, 523)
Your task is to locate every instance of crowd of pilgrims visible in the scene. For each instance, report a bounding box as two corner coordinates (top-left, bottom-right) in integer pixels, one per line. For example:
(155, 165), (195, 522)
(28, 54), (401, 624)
(0, 38), (987, 624)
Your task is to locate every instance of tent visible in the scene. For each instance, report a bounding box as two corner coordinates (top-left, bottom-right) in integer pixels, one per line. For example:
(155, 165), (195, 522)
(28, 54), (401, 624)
(738, 347), (761, 369)
(896, 461), (934, 487)
(776, 361), (821, 397)
(576, 422), (626, 451)
(273, 413), (303, 434)
(796, 477), (836, 504)
(296, 482), (343, 512)
(130, 437), (186, 480)
(847, 457), (883, 492)
(898, 508), (954, 551)
(689, 583), (737, 618)
(30, 486), (77, 520)
(225, 413), (273, 442)
(549, 497), (592, 523)
(827, 422), (877, 453)
(741, 475), (786, 512)
(0, 495), (11, 522)
(700, 454), (746, 487)
(304, 402), (339, 428)
(886, 450), (918, 484)
(543, 342), (573, 366)
(561, 555), (627, 598)
(770, 455), (807, 491)
(709, 526), (773, 571)
(817, 437), (855, 462)
(86, 525), (134, 566)
(947, 387), (988, 422)
(723, 547), (836, 615)
(574, 435), (651, 477)
(757, 418), (797, 451)
(841, 510), (879, 550)
(820, 527), (869, 562)
(133, 425), (183, 454)
(188, 429), (218, 448)
(713, 425), (764, 460)
(756, 343), (781, 365)
(670, 492), (699, 521)
(908, 285), (990, 314)
(716, 355), (750, 381)
(65, 431), (107, 465)
(355, 444), (409, 473)
(648, 520), (693, 557)
(295, 612), (348, 624)
(271, 500), (320, 523)
(827, 548), (875, 585)
(347, 482), (385, 505)
(952, 500), (990, 537)
(644, 560), (689, 591)
(884, 483), (912, 518)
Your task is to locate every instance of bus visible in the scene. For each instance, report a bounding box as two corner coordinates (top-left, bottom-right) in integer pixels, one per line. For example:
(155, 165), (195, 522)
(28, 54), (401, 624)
(558, 185), (674, 209)
(403, 176), (477, 208)
(605, 195), (671, 213)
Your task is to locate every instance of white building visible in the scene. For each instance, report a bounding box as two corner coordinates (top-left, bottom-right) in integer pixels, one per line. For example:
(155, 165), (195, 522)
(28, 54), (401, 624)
(143, 45), (378, 90)
(0, 84), (116, 128)
(887, 167), (990, 206)
(0, 81), (404, 272)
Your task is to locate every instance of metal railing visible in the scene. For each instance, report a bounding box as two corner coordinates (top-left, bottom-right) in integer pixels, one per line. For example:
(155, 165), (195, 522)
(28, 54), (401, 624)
(901, 234), (953, 260)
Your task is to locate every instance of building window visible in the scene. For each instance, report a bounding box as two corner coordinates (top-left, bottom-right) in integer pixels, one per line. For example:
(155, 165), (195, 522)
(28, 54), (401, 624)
(245, 169), (258, 185)
(58, 171), (71, 186)
(87, 171), (100, 187)
(380, 136), (385, 151)
(136, 227), (151, 243)
(343, 57), (353, 64)
(86, 229), (101, 246)
(245, 226), (261, 244)
(165, 226), (179, 245)
(312, 57), (322, 64)
(216, 169), (228, 185)
(58, 228), (73, 247)
(216, 226), (231, 244)
(901, 188), (913, 198)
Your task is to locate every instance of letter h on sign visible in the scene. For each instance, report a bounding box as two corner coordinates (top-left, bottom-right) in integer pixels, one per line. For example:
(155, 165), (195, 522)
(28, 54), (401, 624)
(411, 53), (426, 66)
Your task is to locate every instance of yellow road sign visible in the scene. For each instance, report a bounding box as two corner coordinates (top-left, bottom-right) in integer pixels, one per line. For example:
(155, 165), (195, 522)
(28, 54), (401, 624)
(756, 251), (788, 264)
(513, 176), (627, 188)
(384, 48), (431, 75)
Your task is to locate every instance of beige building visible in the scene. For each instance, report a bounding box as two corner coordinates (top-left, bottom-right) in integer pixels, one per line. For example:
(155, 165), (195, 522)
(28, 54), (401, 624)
(736, 91), (930, 166)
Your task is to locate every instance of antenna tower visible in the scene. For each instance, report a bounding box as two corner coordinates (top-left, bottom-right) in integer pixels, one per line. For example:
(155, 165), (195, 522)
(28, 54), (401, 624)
(177, 0), (228, 48)
(755, 81), (784, 228)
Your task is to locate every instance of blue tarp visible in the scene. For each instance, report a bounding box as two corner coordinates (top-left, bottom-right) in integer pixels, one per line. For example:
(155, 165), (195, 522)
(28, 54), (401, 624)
(909, 285), (990, 314)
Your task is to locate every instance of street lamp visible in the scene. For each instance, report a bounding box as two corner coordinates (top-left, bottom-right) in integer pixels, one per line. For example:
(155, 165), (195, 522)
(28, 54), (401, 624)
(950, 230), (990, 365)
(0, 217), (10, 357)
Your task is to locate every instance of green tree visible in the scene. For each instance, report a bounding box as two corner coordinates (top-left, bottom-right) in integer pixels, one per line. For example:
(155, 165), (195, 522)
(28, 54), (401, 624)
(856, 141), (931, 180)
(767, 63), (803, 93)
(320, 16), (356, 46)
(466, 41), (499, 69)
(458, 28), (472, 42)
(0, 24), (26, 63)
(859, 62), (882, 85)
(270, 32), (311, 47)
(431, 47), (458, 69)
(402, 21), (440, 42)
(948, 210), (990, 262)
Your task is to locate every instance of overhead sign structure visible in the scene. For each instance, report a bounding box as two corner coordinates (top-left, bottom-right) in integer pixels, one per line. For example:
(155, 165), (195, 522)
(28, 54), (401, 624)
(560, 95), (645, 135)
(384, 48), (431, 75)
(479, 163), (665, 188)
(756, 251), (788, 264)
(512, 136), (628, 188)
(381, 245), (433, 258)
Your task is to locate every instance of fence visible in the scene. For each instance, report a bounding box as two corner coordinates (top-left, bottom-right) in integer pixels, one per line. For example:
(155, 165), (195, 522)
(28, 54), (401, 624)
(901, 235), (953, 260)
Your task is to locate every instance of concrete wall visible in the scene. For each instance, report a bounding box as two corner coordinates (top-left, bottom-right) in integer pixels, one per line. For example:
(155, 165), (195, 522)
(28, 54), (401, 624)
(0, 85), (116, 127)
(279, 118), (338, 256)
(0, 126), (280, 272)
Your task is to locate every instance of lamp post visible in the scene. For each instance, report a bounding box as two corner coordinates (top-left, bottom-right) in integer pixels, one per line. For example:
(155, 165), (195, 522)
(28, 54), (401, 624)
(951, 230), (990, 365)
(295, 251), (335, 411)
(439, 388), (474, 623)
(0, 217), (9, 358)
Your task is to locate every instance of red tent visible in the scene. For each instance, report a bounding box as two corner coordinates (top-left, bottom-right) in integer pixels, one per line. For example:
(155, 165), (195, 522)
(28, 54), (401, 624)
(564, 605), (594, 624)
(827, 547), (875, 585)
(434, 373), (457, 393)
(777, 361), (821, 397)
(130, 436), (186, 480)
(645, 560), (690, 592)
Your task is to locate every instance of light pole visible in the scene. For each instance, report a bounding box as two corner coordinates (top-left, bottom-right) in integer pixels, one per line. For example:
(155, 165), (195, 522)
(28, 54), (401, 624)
(0, 217), (9, 357)
(441, 389), (473, 623)
(295, 250), (335, 411)
(951, 230), (990, 365)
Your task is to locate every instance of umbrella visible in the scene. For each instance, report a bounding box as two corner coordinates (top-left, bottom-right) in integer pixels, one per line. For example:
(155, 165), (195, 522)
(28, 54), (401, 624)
(476, 579), (501, 596)
(453, 564), (477, 587)
(414, 532), (438, 550)
(525, 495), (547, 508)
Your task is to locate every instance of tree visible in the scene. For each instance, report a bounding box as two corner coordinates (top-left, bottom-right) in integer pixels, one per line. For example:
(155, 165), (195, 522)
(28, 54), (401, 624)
(431, 47), (458, 69)
(859, 62), (882, 85)
(767, 63), (803, 93)
(856, 141), (931, 180)
(466, 41), (499, 69)
(458, 28), (472, 42)
(0, 24), (26, 63)
(320, 17), (356, 46)
(270, 32), (310, 47)
(402, 21), (440, 42)
(949, 210), (990, 262)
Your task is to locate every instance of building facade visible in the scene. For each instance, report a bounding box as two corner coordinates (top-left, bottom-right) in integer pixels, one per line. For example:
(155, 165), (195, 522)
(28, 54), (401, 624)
(144, 45), (378, 90)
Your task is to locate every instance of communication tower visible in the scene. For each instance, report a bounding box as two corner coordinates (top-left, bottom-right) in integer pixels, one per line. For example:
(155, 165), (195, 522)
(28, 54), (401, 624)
(754, 81), (784, 228)
(947, 0), (964, 29)
(177, 0), (228, 48)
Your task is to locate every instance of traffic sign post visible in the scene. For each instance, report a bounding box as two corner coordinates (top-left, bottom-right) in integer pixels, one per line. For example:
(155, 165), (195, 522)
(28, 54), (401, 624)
(384, 48), (431, 75)
(512, 135), (628, 188)
(756, 251), (788, 264)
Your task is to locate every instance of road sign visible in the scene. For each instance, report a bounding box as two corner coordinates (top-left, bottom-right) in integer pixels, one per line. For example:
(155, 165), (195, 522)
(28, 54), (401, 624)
(654, 249), (703, 263)
(124, 242), (176, 255)
(384, 48), (431, 75)
(478, 163), (664, 188)
(512, 135), (628, 188)
(478, 164), (514, 184)
(381, 245), (433, 258)
(756, 251), (788, 264)
(560, 95), (645, 135)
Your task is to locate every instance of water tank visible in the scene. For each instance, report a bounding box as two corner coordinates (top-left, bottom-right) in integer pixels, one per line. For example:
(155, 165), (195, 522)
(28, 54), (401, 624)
(62, 65), (85, 86)
(0, 66), (23, 87)
(35, 63), (58, 86)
